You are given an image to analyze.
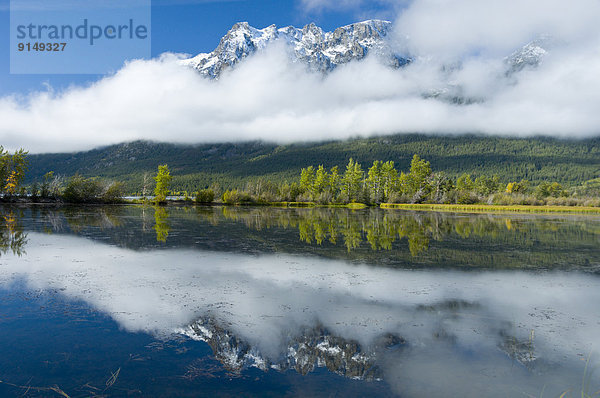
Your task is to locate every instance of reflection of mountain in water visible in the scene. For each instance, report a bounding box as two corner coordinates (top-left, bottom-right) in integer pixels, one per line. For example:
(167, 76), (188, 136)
(176, 304), (542, 384)
(1, 225), (598, 397)
(179, 317), (404, 381)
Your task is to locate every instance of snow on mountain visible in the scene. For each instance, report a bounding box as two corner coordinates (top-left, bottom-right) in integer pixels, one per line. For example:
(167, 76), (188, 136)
(178, 316), (404, 380)
(505, 35), (553, 75)
(177, 314), (538, 381)
(178, 20), (554, 111)
(179, 20), (410, 79)
(179, 19), (553, 83)
(423, 37), (554, 104)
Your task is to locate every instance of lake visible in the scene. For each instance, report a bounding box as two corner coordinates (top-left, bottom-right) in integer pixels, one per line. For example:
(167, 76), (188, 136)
(0, 204), (599, 397)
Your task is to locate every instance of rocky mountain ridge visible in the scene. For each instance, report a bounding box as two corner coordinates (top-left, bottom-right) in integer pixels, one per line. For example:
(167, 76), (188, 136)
(179, 19), (410, 78)
(178, 317), (405, 380)
(180, 19), (550, 80)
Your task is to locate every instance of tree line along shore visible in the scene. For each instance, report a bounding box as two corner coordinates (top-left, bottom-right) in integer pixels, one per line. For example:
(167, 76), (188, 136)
(2, 147), (600, 212)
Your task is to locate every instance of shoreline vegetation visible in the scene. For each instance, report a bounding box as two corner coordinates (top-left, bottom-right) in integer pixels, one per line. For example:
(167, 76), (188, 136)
(380, 203), (600, 214)
(25, 136), (600, 191)
(4, 199), (600, 215)
(2, 147), (600, 214)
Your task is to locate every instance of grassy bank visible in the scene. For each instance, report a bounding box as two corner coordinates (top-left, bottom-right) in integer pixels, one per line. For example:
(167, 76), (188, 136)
(265, 202), (367, 209)
(380, 203), (600, 214)
(121, 199), (368, 210)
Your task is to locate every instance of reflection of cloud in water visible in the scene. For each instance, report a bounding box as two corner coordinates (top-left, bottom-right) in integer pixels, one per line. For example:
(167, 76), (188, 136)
(1, 233), (599, 396)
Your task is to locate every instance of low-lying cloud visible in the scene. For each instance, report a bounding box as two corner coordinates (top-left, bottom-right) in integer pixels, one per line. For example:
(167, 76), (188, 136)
(393, 0), (600, 58)
(2, 0), (600, 153)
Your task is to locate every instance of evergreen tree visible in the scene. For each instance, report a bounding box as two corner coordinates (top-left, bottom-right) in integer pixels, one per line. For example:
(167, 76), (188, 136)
(457, 173), (475, 192)
(474, 175), (500, 196)
(534, 181), (566, 199)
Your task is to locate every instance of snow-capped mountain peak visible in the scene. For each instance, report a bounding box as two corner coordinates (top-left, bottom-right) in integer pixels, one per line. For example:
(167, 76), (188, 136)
(506, 35), (554, 74)
(180, 20), (410, 78)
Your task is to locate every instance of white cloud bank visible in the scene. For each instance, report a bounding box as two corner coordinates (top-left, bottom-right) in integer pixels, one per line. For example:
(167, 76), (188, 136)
(2, 0), (600, 153)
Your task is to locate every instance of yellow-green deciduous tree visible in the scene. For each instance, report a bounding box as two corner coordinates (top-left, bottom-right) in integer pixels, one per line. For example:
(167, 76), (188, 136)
(154, 164), (172, 203)
(0, 147), (28, 196)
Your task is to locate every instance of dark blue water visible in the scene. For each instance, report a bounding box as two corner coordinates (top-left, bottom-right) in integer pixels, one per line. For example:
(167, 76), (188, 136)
(0, 282), (397, 397)
(0, 205), (599, 397)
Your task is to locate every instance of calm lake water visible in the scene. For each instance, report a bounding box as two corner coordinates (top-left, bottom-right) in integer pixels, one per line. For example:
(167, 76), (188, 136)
(0, 204), (599, 397)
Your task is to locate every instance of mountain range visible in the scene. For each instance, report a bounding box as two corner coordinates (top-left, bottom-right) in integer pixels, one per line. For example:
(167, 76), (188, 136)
(24, 21), (591, 191)
(26, 135), (600, 193)
(179, 19), (410, 78)
(179, 19), (547, 79)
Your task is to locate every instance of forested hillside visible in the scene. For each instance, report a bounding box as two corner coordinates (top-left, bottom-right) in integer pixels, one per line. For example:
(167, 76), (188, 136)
(27, 135), (600, 193)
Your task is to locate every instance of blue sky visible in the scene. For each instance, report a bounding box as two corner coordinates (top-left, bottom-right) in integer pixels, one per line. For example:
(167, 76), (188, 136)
(0, 0), (396, 95)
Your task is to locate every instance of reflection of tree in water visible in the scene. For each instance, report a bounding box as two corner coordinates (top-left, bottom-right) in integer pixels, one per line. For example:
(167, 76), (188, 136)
(34, 206), (125, 234)
(62, 207), (124, 233)
(42, 209), (64, 233)
(407, 234), (429, 256)
(211, 207), (600, 259)
(342, 220), (362, 251)
(153, 206), (170, 243)
(217, 208), (436, 255)
(4, 205), (599, 269)
(27, 206), (127, 237)
(280, 208), (431, 255)
(0, 208), (28, 257)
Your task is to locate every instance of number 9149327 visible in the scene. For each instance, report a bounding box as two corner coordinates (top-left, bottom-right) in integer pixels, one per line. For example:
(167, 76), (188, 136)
(18, 42), (67, 51)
